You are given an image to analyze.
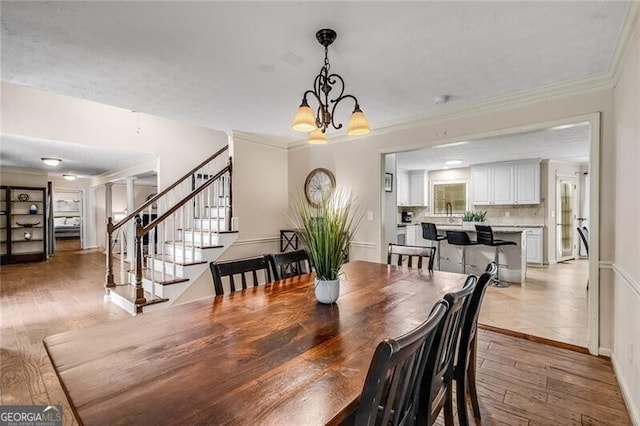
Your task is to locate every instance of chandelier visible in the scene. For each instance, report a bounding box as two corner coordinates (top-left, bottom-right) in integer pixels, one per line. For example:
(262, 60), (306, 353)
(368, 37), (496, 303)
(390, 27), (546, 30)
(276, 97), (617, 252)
(291, 29), (370, 144)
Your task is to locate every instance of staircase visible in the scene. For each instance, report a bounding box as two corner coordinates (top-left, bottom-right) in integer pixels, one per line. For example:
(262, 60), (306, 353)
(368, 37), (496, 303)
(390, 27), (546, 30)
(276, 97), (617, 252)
(104, 146), (237, 314)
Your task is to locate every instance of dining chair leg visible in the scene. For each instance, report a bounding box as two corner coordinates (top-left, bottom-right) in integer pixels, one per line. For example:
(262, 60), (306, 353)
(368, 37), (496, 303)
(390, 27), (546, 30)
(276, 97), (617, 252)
(456, 366), (470, 426)
(467, 336), (481, 420)
(437, 240), (441, 270)
(444, 385), (455, 426)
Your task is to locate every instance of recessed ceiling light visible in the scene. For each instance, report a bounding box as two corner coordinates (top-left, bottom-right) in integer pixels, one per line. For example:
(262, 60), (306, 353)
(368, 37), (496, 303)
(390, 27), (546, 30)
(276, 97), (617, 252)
(63, 174), (77, 181)
(444, 160), (463, 166)
(433, 141), (469, 149)
(41, 157), (62, 166)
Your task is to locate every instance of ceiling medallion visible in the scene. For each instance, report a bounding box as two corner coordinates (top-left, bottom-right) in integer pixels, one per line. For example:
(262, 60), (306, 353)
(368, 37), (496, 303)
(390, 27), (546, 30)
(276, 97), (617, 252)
(291, 29), (370, 144)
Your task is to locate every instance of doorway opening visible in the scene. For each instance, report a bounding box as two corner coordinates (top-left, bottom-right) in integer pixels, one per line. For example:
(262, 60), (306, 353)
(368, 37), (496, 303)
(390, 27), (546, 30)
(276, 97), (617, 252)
(52, 189), (83, 252)
(380, 113), (599, 354)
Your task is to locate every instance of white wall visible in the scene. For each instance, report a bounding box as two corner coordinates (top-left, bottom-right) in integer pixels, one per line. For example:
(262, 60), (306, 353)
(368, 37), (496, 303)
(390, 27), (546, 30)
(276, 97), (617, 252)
(288, 88), (616, 350)
(612, 23), (640, 423)
(217, 134), (289, 260)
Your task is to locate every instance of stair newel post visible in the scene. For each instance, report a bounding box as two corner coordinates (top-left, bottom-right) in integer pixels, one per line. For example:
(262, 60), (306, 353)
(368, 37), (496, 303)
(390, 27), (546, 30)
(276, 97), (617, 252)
(105, 217), (115, 289)
(226, 157), (233, 231)
(134, 216), (146, 311)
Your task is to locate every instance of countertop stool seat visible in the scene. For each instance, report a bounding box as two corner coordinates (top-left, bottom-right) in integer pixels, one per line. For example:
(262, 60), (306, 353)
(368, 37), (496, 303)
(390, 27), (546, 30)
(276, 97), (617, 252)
(422, 222), (447, 270)
(475, 224), (517, 287)
(445, 230), (478, 274)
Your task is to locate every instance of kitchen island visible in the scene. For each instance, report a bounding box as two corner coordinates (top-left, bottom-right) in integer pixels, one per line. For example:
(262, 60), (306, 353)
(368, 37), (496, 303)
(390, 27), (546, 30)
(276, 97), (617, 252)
(404, 223), (543, 284)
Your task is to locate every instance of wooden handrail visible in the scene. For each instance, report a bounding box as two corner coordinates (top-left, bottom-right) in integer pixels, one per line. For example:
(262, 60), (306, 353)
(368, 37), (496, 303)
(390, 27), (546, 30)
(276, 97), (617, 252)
(111, 145), (228, 233)
(140, 161), (231, 235)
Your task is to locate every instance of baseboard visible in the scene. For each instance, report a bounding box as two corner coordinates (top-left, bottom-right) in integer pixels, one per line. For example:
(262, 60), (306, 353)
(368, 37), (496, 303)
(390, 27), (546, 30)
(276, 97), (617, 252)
(599, 347), (612, 357)
(611, 353), (640, 425)
(478, 324), (589, 354)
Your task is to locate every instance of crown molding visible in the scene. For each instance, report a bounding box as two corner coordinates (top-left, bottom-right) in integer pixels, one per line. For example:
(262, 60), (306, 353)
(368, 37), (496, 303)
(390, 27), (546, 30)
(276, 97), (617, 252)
(91, 158), (158, 187)
(610, 1), (640, 86)
(231, 131), (290, 150)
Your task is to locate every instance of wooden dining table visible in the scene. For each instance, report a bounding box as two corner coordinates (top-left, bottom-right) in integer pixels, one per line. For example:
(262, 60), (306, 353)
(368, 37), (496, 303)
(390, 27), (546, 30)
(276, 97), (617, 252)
(44, 260), (468, 425)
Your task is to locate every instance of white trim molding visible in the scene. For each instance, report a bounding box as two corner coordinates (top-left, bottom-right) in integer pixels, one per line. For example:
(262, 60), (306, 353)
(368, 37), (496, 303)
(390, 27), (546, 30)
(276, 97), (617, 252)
(599, 347), (612, 357)
(92, 158), (159, 187)
(350, 241), (378, 249)
(232, 236), (281, 247)
(612, 263), (640, 298)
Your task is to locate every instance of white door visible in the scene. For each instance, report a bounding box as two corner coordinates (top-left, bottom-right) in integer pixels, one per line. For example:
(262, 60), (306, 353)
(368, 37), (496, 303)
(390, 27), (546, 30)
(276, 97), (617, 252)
(556, 176), (577, 261)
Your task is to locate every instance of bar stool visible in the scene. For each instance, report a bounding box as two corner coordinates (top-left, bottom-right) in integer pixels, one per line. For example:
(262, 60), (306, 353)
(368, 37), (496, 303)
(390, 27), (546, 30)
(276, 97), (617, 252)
(421, 222), (447, 270)
(445, 230), (478, 274)
(475, 225), (517, 287)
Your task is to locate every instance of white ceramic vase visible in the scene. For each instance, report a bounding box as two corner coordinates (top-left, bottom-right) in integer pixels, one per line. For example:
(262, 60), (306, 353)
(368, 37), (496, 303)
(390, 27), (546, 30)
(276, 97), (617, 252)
(314, 279), (340, 304)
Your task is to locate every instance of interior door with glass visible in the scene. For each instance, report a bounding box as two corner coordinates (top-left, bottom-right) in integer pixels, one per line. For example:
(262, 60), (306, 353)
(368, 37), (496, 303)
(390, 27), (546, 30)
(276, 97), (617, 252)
(556, 176), (576, 261)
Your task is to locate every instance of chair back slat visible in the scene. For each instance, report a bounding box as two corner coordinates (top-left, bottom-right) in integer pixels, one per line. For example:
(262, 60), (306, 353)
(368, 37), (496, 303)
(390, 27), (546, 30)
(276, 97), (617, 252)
(267, 250), (313, 280)
(387, 244), (436, 271)
(421, 222), (439, 241)
(474, 225), (494, 245)
(445, 230), (474, 246)
(209, 255), (272, 295)
(354, 302), (447, 426)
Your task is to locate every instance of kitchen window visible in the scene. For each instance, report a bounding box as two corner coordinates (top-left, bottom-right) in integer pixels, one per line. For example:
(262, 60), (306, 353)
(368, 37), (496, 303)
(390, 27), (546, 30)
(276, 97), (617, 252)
(432, 182), (468, 214)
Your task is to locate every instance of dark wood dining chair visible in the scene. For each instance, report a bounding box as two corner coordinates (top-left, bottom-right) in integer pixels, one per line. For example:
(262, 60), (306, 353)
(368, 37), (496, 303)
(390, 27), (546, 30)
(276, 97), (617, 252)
(417, 274), (477, 426)
(352, 301), (448, 426)
(387, 243), (436, 271)
(267, 249), (313, 280)
(455, 262), (497, 425)
(209, 255), (272, 296)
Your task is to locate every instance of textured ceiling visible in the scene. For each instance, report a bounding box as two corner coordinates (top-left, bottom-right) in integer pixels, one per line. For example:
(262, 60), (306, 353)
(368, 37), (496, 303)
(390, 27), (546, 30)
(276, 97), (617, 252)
(0, 134), (155, 177)
(1, 1), (630, 141)
(396, 123), (590, 172)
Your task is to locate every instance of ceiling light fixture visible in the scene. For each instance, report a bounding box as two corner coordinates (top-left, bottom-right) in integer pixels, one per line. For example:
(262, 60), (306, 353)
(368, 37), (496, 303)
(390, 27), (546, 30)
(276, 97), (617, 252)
(291, 28), (370, 144)
(444, 160), (463, 166)
(41, 157), (62, 166)
(62, 174), (77, 181)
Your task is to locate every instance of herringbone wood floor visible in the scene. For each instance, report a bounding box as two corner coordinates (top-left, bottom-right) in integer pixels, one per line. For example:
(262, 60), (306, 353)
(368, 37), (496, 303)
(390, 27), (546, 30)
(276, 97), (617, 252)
(0, 246), (631, 425)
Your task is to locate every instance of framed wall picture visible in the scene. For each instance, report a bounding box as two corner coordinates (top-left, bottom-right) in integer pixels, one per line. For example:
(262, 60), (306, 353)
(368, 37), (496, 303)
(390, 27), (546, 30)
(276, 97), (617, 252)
(384, 173), (393, 192)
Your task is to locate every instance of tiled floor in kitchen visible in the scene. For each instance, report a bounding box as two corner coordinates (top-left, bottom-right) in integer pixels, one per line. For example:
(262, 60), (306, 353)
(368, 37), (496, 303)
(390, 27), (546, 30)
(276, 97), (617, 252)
(479, 258), (589, 348)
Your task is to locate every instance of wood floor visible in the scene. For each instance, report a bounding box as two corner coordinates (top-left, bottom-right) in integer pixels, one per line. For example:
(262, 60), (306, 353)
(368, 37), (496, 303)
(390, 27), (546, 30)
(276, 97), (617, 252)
(1, 249), (630, 425)
(480, 259), (589, 348)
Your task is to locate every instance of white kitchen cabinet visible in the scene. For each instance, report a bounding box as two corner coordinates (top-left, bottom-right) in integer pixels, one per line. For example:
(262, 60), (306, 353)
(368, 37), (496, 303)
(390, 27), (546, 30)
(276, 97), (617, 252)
(492, 165), (514, 204)
(471, 160), (540, 206)
(409, 171), (428, 206)
(406, 225), (417, 246)
(526, 228), (543, 264)
(471, 167), (491, 205)
(397, 170), (410, 206)
(514, 163), (540, 204)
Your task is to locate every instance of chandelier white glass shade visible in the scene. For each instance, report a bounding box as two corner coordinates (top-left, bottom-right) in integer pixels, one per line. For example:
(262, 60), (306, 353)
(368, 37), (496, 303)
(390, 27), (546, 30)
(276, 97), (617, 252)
(291, 29), (370, 144)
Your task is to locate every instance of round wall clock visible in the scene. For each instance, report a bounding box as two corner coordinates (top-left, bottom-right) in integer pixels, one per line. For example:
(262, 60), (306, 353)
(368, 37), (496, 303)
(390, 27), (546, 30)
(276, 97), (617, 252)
(304, 168), (336, 207)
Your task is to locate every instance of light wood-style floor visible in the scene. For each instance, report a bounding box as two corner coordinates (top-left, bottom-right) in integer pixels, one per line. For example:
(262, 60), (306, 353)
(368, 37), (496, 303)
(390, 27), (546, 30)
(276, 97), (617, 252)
(1, 249), (629, 424)
(480, 259), (589, 348)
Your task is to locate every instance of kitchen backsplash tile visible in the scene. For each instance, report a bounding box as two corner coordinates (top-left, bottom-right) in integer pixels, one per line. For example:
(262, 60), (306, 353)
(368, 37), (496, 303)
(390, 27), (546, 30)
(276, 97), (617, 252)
(399, 203), (545, 227)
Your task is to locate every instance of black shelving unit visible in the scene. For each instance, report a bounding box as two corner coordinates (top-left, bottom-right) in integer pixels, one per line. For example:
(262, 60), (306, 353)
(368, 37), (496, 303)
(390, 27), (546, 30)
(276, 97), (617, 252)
(1, 186), (47, 264)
